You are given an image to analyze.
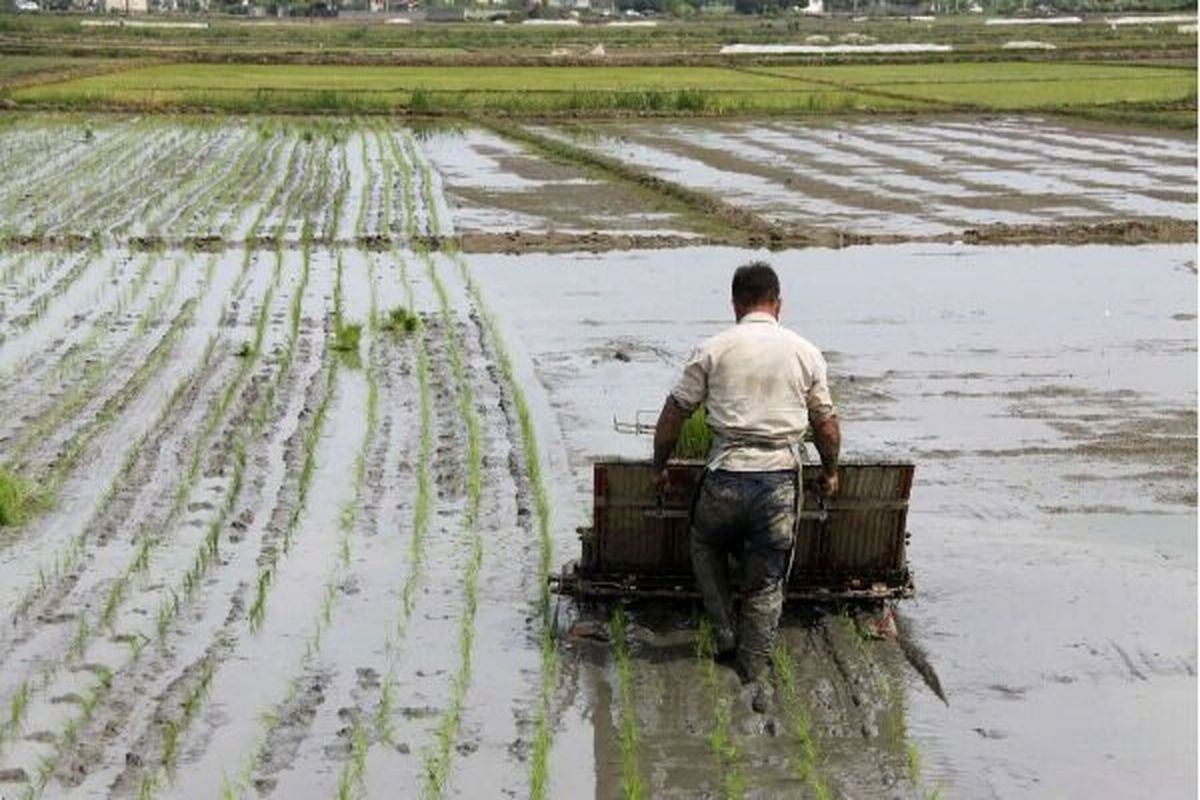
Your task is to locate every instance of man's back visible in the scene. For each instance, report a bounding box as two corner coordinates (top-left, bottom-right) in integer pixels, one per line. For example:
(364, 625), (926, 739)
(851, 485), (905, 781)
(672, 310), (833, 471)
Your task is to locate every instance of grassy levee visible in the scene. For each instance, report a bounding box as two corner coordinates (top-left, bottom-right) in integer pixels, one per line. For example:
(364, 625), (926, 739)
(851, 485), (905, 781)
(747, 60), (1198, 128)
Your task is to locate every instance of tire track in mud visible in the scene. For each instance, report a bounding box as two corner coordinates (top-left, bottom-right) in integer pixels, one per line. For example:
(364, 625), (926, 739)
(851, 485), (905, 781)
(252, 254), (430, 799)
(416, 125), (556, 794)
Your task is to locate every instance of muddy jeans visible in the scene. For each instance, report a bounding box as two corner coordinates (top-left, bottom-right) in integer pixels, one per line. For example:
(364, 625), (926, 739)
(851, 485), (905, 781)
(690, 469), (797, 681)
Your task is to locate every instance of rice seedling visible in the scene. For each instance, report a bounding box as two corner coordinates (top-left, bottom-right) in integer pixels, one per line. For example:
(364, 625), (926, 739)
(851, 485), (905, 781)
(907, 741), (922, 785)
(0, 468), (45, 528)
(610, 607), (645, 800)
(336, 717), (370, 800)
(3, 680), (31, 741)
(770, 642), (831, 800)
(380, 305), (419, 335)
(66, 616), (90, 663)
(697, 619), (745, 800)
(332, 321), (363, 354)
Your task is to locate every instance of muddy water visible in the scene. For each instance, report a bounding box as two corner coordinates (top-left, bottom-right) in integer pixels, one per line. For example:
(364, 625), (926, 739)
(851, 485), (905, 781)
(419, 127), (707, 238)
(469, 243), (1197, 798)
(538, 118), (1197, 236)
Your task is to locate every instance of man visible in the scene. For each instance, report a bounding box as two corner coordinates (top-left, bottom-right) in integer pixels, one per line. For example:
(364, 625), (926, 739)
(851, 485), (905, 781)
(651, 261), (840, 713)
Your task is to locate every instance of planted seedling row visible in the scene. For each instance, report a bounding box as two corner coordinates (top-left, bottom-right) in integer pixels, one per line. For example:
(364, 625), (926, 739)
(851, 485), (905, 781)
(416, 249), (484, 799)
(696, 619), (747, 800)
(610, 607), (645, 800)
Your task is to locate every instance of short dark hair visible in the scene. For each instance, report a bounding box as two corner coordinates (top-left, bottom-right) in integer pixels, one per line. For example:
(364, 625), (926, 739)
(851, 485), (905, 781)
(731, 261), (780, 308)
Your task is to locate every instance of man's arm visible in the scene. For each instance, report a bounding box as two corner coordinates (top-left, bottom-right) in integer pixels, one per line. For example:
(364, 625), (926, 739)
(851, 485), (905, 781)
(651, 395), (690, 488)
(810, 412), (841, 497)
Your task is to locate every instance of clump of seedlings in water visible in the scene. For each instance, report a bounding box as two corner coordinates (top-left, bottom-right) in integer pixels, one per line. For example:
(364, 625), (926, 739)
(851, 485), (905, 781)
(380, 305), (419, 335)
(0, 468), (46, 528)
(332, 320), (362, 354)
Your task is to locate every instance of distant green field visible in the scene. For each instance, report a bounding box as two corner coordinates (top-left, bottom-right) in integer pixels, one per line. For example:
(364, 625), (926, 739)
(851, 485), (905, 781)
(19, 63), (798, 92)
(10, 60), (1196, 121)
(765, 61), (1197, 108)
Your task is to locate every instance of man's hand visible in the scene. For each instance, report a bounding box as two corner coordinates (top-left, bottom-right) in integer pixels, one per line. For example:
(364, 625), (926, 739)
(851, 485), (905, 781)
(816, 468), (839, 498)
(650, 468), (670, 493)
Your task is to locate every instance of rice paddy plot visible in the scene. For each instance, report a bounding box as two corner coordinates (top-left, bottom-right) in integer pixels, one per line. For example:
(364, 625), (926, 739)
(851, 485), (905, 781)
(0, 113), (1193, 799)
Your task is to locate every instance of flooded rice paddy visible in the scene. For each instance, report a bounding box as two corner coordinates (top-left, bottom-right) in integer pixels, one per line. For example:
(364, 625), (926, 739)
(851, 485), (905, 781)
(0, 115), (1194, 799)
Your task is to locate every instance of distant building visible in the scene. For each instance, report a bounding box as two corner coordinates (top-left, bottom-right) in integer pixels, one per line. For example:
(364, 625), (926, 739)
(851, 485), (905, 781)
(104, 0), (148, 11)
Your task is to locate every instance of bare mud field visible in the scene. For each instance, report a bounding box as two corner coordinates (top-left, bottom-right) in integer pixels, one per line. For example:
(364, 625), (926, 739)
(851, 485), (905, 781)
(0, 115), (1195, 799)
